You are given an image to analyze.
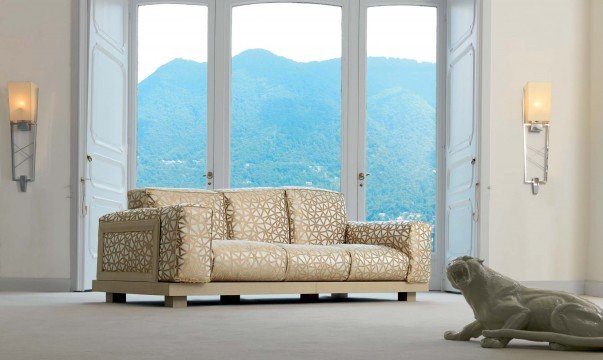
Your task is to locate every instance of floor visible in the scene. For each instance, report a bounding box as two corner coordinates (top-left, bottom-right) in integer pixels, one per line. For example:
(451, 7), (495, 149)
(1, 291), (601, 360)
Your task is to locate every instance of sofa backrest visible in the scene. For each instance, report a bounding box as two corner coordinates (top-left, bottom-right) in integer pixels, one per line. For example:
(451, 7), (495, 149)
(127, 188), (228, 240)
(127, 186), (348, 245)
(284, 187), (347, 245)
(219, 188), (290, 244)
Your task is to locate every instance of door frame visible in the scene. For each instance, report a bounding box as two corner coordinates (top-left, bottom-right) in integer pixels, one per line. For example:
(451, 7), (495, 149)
(441, 0), (485, 291)
(127, 0), (216, 190)
(357, 0), (447, 289)
(73, 0), (131, 290)
(72, 0), (89, 291)
(218, 0), (351, 192)
(73, 0), (489, 292)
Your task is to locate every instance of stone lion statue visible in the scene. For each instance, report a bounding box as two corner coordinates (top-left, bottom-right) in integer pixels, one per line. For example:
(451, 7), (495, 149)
(444, 256), (603, 351)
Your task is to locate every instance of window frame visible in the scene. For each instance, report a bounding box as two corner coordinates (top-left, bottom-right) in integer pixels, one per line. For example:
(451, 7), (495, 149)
(223, 0), (350, 194)
(128, 0), (446, 288)
(128, 0), (216, 190)
(358, 0), (446, 290)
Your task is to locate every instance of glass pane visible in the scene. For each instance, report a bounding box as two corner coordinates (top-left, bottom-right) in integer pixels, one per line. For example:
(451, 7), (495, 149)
(230, 3), (342, 190)
(365, 6), (437, 249)
(136, 4), (208, 188)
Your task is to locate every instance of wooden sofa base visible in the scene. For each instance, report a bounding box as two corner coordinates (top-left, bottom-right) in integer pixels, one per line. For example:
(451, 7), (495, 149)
(93, 280), (428, 308)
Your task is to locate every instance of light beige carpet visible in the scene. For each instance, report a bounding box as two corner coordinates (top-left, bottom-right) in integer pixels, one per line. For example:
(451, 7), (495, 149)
(0, 291), (601, 360)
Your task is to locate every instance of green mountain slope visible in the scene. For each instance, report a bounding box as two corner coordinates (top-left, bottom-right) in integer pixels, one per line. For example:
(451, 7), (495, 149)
(137, 49), (436, 224)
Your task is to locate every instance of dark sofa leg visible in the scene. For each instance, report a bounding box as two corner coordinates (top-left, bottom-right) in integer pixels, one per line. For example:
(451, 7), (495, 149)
(331, 293), (348, 299)
(300, 294), (319, 302)
(398, 292), (417, 302)
(221, 295), (240, 304)
(106, 292), (126, 303)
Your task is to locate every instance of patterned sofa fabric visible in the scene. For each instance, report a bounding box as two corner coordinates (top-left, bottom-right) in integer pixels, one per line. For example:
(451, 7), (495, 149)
(99, 205), (214, 283)
(280, 244), (351, 281)
(210, 242), (409, 283)
(127, 188), (227, 240)
(284, 187), (347, 245)
(101, 187), (432, 284)
(345, 221), (431, 283)
(220, 188), (290, 244)
(334, 244), (409, 281)
(211, 240), (287, 282)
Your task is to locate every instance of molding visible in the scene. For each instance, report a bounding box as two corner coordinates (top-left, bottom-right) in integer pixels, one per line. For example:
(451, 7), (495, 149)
(72, 0), (89, 292)
(0, 278), (71, 292)
(585, 281), (603, 297)
(521, 281), (585, 295)
(477, 0), (489, 264)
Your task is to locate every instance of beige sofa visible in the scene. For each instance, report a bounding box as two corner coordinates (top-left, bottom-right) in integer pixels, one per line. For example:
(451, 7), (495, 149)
(92, 187), (431, 307)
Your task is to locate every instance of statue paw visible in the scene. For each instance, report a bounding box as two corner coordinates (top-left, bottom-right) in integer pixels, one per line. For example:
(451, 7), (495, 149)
(444, 330), (460, 340)
(481, 338), (506, 349)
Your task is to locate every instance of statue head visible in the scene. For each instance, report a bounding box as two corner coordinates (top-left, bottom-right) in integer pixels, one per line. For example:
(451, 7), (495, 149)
(446, 256), (485, 290)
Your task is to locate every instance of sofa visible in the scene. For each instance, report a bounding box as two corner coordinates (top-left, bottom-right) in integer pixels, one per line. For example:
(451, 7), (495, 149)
(92, 187), (431, 307)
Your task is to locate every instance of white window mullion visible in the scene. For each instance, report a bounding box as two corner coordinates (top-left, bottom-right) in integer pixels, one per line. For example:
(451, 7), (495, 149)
(212, 0), (231, 189)
(343, 0), (361, 221)
(205, 0), (217, 189)
(356, 0), (368, 221)
(127, 0), (138, 190)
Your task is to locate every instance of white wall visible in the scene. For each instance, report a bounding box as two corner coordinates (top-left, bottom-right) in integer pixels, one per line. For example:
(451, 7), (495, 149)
(485, 0), (591, 284)
(0, 0), (599, 293)
(588, 0), (603, 288)
(0, 0), (73, 289)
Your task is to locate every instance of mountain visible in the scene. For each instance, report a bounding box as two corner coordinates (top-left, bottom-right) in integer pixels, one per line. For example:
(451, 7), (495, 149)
(137, 49), (436, 225)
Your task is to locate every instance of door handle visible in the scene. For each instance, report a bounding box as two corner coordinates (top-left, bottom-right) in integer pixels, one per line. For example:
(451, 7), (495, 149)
(203, 171), (214, 186)
(358, 172), (371, 181)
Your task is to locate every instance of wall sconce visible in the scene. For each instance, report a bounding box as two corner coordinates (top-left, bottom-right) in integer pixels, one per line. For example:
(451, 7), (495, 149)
(523, 82), (552, 195)
(8, 81), (38, 192)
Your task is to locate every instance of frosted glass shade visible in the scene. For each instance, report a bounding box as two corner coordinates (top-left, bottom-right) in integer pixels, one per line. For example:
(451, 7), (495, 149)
(8, 82), (38, 123)
(523, 82), (552, 124)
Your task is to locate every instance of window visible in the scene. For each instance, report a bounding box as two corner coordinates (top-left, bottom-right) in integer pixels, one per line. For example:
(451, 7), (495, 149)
(136, 4), (209, 188)
(230, 3), (342, 190)
(132, 0), (442, 248)
(363, 5), (437, 248)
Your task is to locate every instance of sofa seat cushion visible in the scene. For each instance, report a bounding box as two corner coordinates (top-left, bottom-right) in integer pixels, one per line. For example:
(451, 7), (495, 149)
(284, 188), (347, 245)
(127, 188), (227, 240)
(221, 188), (290, 243)
(334, 244), (409, 281)
(211, 240), (287, 282)
(279, 244), (351, 281)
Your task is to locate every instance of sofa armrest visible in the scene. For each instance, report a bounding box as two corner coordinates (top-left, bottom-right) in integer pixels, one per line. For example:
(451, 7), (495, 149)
(345, 221), (432, 283)
(98, 205), (213, 283)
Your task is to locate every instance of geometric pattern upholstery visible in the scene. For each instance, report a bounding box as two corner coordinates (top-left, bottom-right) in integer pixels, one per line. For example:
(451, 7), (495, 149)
(345, 221), (431, 283)
(101, 230), (154, 273)
(211, 240), (287, 282)
(158, 205), (213, 282)
(100, 205), (214, 283)
(99, 187), (432, 284)
(100, 207), (160, 223)
(221, 188), (290, 243)
(334, 244), (409, 281)
(284, 188), (347, 245)
(279, 244), (351, 281)
(404, 222), (432, 283)
(127, 188), (228, 240)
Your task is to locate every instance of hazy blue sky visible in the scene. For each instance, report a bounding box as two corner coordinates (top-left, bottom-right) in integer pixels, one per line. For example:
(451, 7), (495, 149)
(138, 3), (436, 81)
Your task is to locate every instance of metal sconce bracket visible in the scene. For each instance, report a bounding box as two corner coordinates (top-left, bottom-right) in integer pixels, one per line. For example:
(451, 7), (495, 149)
(523, 123), (549, 195)
(10, 121), (37, 192)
